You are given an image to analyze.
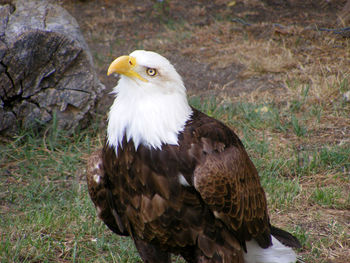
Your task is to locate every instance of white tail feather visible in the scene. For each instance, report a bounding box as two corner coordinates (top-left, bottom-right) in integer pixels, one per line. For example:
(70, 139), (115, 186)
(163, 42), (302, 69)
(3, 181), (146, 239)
(243, 236), (297, 263)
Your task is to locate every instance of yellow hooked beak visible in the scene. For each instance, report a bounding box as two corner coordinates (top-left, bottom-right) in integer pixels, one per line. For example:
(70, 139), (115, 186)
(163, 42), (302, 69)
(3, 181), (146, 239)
(107, 55), (148, 82)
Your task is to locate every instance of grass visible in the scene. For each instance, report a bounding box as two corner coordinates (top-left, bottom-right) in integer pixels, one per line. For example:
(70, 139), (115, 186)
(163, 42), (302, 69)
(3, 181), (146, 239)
(0, 122), (141, 262)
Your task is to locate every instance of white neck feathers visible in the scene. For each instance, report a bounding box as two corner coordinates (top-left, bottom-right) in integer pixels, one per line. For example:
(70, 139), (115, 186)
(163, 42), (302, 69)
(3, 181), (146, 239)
(107, 76), (192, 152)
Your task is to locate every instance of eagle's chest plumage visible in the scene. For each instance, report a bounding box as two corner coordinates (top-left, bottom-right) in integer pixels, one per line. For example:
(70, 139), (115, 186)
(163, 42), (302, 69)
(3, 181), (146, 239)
(102, 136), (208, 249)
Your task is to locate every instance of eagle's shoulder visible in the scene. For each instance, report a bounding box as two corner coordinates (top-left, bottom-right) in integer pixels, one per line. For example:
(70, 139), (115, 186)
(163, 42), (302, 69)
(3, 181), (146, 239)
(183, 107), (243, 148)
(183, 108), (271, 249)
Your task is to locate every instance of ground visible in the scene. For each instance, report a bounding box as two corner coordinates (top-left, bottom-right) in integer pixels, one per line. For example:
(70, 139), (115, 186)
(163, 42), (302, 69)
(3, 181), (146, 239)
(1, 0), (349, 262)
(62, 0), (350, 113)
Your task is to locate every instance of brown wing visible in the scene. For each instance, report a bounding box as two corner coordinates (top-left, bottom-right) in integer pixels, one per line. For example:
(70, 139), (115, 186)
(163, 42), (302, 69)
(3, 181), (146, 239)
(86, 150), (128, 236)
(190, 109), (271, 249)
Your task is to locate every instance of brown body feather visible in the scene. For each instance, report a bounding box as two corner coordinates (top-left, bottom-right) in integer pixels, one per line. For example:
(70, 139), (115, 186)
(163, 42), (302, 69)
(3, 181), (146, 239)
(87, 108), (281, 262)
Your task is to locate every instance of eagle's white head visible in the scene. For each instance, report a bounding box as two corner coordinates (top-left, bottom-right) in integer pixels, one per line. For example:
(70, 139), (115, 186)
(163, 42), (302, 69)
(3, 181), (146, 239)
(107, 50), (192, 151)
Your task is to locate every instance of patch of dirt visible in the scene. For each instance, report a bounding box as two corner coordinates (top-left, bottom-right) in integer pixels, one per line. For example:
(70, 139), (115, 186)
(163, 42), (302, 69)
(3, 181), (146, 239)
(60, 0), (349, 114)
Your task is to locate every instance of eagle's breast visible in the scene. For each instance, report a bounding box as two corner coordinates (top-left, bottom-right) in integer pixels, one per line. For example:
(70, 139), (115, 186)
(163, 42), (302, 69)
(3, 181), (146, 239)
(102, 134), (210, 250)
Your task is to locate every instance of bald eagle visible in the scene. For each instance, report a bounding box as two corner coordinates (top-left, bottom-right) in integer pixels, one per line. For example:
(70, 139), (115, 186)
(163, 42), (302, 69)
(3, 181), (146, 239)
(86, 50), (301, 263)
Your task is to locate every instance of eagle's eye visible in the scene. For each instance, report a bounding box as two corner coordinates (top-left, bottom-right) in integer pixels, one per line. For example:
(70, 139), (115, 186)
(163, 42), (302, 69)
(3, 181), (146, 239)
(146, 68), (157, 76)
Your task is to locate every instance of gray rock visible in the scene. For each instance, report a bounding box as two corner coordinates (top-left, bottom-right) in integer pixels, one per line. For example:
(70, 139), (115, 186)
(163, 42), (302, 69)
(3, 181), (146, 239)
(0, 0), (104, 136)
